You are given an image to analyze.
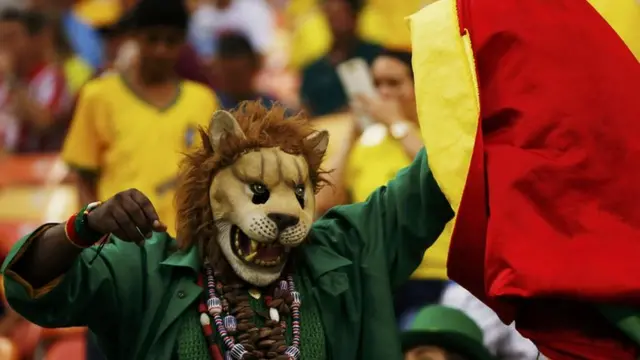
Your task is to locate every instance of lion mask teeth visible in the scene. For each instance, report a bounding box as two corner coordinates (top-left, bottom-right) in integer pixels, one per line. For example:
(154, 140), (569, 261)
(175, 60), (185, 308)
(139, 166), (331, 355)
(233, 228), (283, 267)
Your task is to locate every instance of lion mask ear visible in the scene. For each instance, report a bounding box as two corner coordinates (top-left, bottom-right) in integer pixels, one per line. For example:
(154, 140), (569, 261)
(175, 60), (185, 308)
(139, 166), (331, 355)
(209, 110), (246, 152)
(304, 130), (330, 158)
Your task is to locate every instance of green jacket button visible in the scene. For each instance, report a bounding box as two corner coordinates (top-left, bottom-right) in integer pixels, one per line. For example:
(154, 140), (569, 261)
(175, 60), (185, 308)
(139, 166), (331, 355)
(177, 291), (186, 299)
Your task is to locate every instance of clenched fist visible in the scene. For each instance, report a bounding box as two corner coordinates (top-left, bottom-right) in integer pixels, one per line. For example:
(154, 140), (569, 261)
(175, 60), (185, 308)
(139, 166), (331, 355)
(87, 189), (167, 243)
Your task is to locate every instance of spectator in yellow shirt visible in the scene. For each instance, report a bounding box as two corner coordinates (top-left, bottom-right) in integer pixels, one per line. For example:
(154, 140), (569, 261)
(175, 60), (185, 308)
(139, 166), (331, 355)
(316, 49), (450, 326)
(62, 0), (218, 237)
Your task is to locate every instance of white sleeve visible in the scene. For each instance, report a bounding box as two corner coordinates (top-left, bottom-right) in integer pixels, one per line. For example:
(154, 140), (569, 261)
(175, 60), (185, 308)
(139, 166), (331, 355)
(440, 283), (543, 360)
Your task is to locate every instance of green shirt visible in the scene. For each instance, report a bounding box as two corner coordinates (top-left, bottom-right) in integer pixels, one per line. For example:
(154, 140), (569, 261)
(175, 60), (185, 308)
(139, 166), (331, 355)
(1, 149), (453, 360)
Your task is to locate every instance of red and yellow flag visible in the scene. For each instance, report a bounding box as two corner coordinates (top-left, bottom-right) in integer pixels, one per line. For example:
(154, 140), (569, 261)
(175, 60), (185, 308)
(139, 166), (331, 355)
(409, 0), (640, 359)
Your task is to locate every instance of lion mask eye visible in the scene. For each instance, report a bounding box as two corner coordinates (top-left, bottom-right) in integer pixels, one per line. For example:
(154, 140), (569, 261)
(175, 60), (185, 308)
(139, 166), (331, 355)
(249, 183), (270, 204)
(294, 184), (305, 208)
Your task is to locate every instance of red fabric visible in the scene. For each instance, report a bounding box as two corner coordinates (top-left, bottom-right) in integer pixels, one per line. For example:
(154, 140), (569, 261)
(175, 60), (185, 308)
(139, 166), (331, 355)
(15, 63), (70, 153)
(448, 0), (640, 359)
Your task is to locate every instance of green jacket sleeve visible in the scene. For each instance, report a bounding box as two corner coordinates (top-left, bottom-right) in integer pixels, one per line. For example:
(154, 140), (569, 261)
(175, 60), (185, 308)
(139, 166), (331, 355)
(312, 148), (453, 289)
(1, 226), (153, 333)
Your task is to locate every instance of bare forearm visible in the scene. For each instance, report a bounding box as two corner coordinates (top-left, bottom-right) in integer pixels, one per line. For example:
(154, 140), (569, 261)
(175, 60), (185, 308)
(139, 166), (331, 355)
(399, 132), (424, 160)
(10, 224), (83, 288)
(76, 171), (98, 206)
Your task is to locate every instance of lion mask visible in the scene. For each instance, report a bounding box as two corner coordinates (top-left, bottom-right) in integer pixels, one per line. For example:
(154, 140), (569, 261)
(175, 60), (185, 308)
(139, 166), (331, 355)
(175, 102), (329, 286)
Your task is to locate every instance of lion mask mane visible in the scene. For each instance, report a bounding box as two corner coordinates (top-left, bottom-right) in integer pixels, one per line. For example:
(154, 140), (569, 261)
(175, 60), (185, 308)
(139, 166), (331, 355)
(175, 101), (330, 286)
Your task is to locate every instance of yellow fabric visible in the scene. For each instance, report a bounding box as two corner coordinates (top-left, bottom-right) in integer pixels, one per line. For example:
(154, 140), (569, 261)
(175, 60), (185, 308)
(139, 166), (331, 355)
(365, 0), (439, 49)
(3, 224), (63, 299)
(588, 0), (640, 61)
(409, 0), (479, 221)
(286, 0), (427, 69)
(63, 56), (94, 95)
(407, 0), (479, 281)
(73, 0), (122, 27)
(345, 129), (448, 280)
(61, 74), (218, 236)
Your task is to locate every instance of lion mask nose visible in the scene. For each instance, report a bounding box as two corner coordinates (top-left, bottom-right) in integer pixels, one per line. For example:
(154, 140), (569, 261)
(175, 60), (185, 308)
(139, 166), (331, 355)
(267, 213), (300, 231)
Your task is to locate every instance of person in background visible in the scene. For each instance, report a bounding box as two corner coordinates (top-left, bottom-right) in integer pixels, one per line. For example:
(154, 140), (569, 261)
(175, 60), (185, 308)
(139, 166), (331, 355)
(95, 12), (131, 76)
(51, 13), (93, 96)
(315, 50), (447, 325)
(62, 0), (219, 237)
(188, 0), (275, 62)
(299, 0), (381, 117)
(0, 8), (71, 153)
(440, 283), (543, 360)
(215, 31), (277, 110)
(402, 305), (495, 360)
(30, 0), (104, 70)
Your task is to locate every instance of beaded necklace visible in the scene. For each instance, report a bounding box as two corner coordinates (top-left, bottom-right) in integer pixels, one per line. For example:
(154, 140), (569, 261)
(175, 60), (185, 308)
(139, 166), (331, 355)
(198, 263), (302, 360)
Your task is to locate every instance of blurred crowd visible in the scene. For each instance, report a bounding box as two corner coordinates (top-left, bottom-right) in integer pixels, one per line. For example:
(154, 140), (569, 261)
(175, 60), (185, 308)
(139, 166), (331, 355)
(0, 0), (544, 359)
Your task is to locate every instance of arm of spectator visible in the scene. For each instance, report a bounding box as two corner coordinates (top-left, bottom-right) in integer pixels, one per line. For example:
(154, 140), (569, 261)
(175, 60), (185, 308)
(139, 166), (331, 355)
(396, 129), (424, 159)
(9, 68), (66, 129)
(441, 282), (542, 359)
(61, 83), (104, 204)
(356, 95), (423, 159)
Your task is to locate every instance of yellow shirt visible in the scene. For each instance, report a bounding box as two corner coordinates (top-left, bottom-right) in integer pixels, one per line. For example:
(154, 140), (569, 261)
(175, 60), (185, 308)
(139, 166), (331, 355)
(286, 0), (429, 69)
(345, 125), (449, 280)
(63, 55), (94, 95)
(62, 74), (218, 236)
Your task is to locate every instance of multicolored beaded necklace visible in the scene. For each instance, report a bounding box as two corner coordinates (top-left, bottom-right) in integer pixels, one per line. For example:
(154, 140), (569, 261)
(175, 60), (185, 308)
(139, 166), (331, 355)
(197, 262), (302, 360)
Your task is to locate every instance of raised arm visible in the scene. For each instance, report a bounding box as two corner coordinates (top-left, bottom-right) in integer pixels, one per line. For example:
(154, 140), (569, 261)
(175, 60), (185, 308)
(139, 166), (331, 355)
(1, 189), (165, 331)
(313, 148), (453, 289)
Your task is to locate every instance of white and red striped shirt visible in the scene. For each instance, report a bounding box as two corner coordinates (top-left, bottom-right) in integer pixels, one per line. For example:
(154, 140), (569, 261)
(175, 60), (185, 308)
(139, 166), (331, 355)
(0, 63), (70, 152)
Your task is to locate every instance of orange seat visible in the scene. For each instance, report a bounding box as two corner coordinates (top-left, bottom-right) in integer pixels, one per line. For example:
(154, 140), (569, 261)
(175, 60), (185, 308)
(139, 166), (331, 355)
(44, 334), (86, 360)
(0, 337), (19, 360)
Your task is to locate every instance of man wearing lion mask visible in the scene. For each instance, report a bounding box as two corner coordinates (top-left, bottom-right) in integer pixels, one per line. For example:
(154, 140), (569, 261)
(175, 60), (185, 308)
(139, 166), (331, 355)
(1, 101), (452, 360)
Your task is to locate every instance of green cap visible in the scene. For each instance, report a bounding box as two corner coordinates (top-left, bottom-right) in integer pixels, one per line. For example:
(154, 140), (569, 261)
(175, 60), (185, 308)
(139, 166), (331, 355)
(401, 305), (495, 360)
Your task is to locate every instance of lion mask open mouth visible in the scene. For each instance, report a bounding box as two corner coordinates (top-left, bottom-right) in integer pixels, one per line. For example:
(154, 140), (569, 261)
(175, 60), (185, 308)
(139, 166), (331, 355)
(230, 225), (290, 267)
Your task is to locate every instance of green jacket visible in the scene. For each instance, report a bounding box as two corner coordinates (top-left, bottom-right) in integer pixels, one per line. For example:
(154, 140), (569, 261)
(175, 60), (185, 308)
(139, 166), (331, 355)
(2, 149), (453, 359)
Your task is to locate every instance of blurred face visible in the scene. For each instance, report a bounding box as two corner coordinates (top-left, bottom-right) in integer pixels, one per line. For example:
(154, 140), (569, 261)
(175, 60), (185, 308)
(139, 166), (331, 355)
(104, 34), (128, 65)
(405, 346), (448, 360)
(0, 20), (28, 64)
(217, 56), (258, 97)
(322, 0), (356, 37)
(134, 26), (185, 82)
(372, 55), (417, 121)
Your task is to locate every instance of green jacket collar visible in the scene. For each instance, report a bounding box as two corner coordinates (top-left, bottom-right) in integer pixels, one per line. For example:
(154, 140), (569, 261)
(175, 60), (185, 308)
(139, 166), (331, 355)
(160, 245), (202, 274)
(158, 240), (351, 278)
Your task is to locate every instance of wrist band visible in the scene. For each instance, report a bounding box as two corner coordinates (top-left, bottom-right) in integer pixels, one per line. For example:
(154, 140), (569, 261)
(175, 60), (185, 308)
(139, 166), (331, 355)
(64, 202), (104, 248)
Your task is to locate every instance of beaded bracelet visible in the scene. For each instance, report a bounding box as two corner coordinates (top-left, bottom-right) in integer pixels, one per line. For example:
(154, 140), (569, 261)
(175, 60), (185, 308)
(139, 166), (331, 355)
(64, 202), (103, 248)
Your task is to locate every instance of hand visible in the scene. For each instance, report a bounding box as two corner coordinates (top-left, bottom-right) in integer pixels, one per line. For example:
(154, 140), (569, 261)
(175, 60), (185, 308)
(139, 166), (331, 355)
(354, 94), (405, 127)
(87, 189), (167, 243)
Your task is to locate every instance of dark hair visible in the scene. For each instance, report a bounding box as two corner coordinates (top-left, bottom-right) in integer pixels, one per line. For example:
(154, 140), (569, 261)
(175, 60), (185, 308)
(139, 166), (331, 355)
(0, 7), (22, 23)
(344, 0), (365, 14)
(130, 0), (189, 31)
(0, 8), (48, 36)
(217, 32), (259, 64)
(379, 48), (414, 79)
(323, 0), (364, 14)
